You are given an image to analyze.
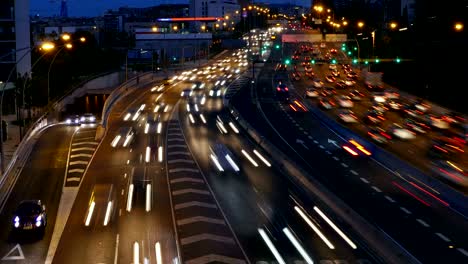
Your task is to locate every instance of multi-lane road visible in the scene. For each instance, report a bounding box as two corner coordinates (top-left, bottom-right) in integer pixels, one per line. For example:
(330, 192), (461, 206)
(0, 31), (466, 264)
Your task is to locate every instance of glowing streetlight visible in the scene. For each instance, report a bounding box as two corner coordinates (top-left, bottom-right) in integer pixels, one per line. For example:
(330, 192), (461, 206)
(61, 34), (71, 41)
(173, 25), (178, 31)
(41, 42), (55, 51)
(358, 22), (364, 28)
(152, 26), (158, 32)
(65, 43), (73, 49)
(390, 22), (398, 29)
(343, 21), (348, 26)
(225, 15), (229, 20)
(327, 9), (331, 13)
(454, 22), (463, 31)
(201, 25), (206, 31)
(79, 37), (86, 42)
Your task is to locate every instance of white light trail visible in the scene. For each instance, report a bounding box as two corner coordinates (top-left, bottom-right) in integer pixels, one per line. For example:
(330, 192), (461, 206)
(194, 104), (199, 112)
(144, 123), (149, 134)
(314, 206), (357, 249)
(145, 146), (151, 163)
(111, 135), (121, 148)
(154, 105), (160, 113)
(228, 122), (239, 134)
(133, 242), (140, 264)
(187, 103), (191, 112)
(283, 227), (314, 264)
(123, 135), (133, 147)
(103, 201), (113, 226)
(189, 114), (195, 124)
(200, 96), (206, 105)
(210, 154), (224, 171)
(241, 149), (258, 167)
(155, 242), (162, 264)
(163, 105), (169, 113)
(253, 149), (271, 167)
(294, 206), (335, 249)
(217, 121), (228, 134)
(258, 228), (286, 264)
(85, 201), (95, 226)
(225, 154), (240, 172)
(200, 114), (207, 124)
(126, 184), (134, 212)
(132, 111), (141, 121)
(124, 113), (131, 121)
(146, 184), (152, 212)
(155, 94), (162, 102)
(158, 146), (163, 162)
(157, 122), (162, 134)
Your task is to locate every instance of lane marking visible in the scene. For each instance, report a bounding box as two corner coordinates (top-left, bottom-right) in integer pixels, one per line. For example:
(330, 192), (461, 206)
(168, 144), (188, 148)
(113, 234), (119, 264)
(1, 244), (25, 260)
(319, 145), (325, 149)
(170, 177), (204, 184)
(169, 168), (199, 173)
(416, 219), (430, 227)
(400, 207), (412, 214)
(350, 170), (359, 175)
(167, 151), (191, 156)
(325, 151), (331, 155)
(172, 188), (210, 196)
(70, 153), (92, 158)
(341, 163), (348, 168)
(69, 161), (88, 165)
(457, 248), (468, 257)
(174, 201), (217, 210)
(66, 177), (81, 182)
(168, 159), (194, 164)
(72, 141), (98, 146)
(371, 186), (382, 193)
(71, 147), (95, 152)
(385, 196), (396, 203)
(360, 178), (370, 184)
(313, 140), (318, 144)
(332, 156), (339, 161)
(307, 136), (313, 139)
(180, 233), (235, 245)
(435, 233), (451, 242)
(68, 169), (85, 174)
(177, 216), (226, 226)
(258, 228), (286, 264)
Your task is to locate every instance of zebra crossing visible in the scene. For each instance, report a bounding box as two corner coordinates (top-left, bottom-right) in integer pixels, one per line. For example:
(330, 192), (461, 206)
(165, 119), (247, 264)
(65, 127), (99, 188)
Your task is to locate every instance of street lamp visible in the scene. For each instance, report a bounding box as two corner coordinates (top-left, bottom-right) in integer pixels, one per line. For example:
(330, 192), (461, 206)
(454, 22), (463, 31)
(358, 21), (364, 28)
(61, 34), (71, 41)
(390, 22), (398, 29)
(47, 43), (74, 104)
(80, 37), (86, 42)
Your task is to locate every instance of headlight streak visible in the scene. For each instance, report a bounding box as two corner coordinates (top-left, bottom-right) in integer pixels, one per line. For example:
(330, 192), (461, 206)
(103, 201), (113, 226)
(225, 154), (240, 172)
(241, 149), (258, 167)
(146, 184), (152, 212)
(253, 149), (271, 167)
(111, 135), (121, 147)
(283, 227), (315, 264)
(210, 154), (224, 171)
(228, 122), (239, 134)
(126, 184), (134, 212)
(258, 228), (286, 264)
(313, 206), (357, 249)
(294, 206), (335, 249)
(200, 114), (207, 124)
(85, 201), (96, 226)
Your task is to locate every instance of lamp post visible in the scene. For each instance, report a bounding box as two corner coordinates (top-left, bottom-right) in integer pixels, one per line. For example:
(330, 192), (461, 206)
(47, 43), (73, 105)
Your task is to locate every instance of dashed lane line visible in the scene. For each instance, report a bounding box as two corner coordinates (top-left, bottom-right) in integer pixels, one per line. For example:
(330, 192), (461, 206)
(332, 156), (339, 161)
(341, 163), (348, 168)
(172, 188), (210, 196)
(457, 248), (468, 257)
(435, 233), (451, 242)
(168, 159), (195, 164)
(385, 196), (396, 203)
(371, 186), (382, 193)
(169, 168), (199, 173)
(319, 145), (325, 149)
(350, 170), (359, 175)
(360, 178), (370, 184)
(416, 219), (430, 227)
(180, 234), (235, 246)
(400, 207), (412, 214)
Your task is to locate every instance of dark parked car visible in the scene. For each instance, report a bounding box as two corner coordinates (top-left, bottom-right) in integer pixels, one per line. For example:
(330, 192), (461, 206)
(12, 200), (47, 236)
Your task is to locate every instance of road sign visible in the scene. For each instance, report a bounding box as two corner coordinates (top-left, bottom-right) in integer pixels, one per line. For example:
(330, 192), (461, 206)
(1, 244), (25, 261)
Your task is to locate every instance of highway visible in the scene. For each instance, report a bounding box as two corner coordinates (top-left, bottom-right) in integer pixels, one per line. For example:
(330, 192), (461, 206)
(0, 125), (77, 263)
(229, 39), (468, 264)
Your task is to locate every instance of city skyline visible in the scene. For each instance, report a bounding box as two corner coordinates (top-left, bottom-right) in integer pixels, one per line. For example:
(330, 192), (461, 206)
(31, 0), (311, 17)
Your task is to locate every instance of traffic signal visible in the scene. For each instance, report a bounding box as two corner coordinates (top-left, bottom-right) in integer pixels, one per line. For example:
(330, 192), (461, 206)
(347, 51), (352, 55)
(352, 58), (358, 64)
(285, 59), (291, 65)
(341, 46), (346, 51)
(354, 47), (357, 51)
(275, 44), (280, 49)
(395, 57), (401, 63)
(331, 59), (337, 64)
(364, 60), (369, 65)
(375, 58), (380, 63)
(311, 59), (315, 64)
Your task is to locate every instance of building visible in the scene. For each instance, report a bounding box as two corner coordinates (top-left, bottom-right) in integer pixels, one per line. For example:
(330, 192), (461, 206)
(189, 0), (240, 21)
(0, 0), (31, 89)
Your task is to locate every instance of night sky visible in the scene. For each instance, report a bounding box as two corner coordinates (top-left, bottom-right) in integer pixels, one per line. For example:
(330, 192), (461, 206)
(31, 0), (311, 17)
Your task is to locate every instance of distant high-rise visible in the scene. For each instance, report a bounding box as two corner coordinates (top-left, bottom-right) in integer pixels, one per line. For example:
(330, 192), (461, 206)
(0, 0), (31, 86)
(60, 0), (68, 18)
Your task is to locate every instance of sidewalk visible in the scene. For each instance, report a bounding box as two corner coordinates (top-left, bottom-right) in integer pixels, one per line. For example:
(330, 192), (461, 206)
(1, 115), (21, 169)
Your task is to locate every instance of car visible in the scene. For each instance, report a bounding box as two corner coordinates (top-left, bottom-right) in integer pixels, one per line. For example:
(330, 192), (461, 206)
(364, 110), (386, 125)
(335, 80), (347, 89)
(405, 118), (431, 134)
(151, 84), (164, 93)
(209, 86), (222, 97)
(65, 115), (81, 126)
(441, 112), (466, 129)
(276, 82), (290, 101)
(276, 63), (287, 71)
(429, 115), (450, 130)
(331, 70), (340, 77)
(330, 48), (337, 54)
(305, 71), (315, 79)
(414, 100), (430, 112)
(428, 136), (465, 160)
(344, 79), (355, 87)
(319, 97), (336, 110)
(337, 95), (354, 108)
(301, 61), (311, 66)
(191, 81), (206, 90)
(12, 200), (47, 235)
(80, 113), (96, 124)
(367, 127), (392, 144)
(328, 64), (337, 70)
(338, 110), (358, 123)
(387, 100), (402, 111)
(180, 88), (194, 97)
(312, 79), (324, 88)
(347, 71), (358, 79)
(325, 75), (336, 83)
(320, 42), (326, 48)
(390, 124), (416, 140)
(371, 103), (389, 113)
(349, 90), (364, 101)
(430, 159), (468, 187)
(384, 90), (399, 100)
(323, 86), (337, 96)
(304, 66), (313, 73)
(306, 88), (320, 98)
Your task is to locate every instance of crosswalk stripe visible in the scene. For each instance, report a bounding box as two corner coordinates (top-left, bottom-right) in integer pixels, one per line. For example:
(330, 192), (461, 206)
(168, 151), (191, 156)
(66, 177), (81, 182)
(177, 216), (225, 226)
(169, 168), (198, 173)
(168, 144), (187, 148)
(70, 154), (92, 158)
(71, 147), (95, 152)
(168, 138), (184, 142)
(170, 177), (203, 184)
(72, 141), (98, 146)
(172, 188), (210, 196)
(168, 159), (194, 164)
(68, 168), (84, 173)
(69, 161), (88, 165)
(174, 201), (217, 210)
(180, 233), (235, 246)
(185, 254), (246, 264)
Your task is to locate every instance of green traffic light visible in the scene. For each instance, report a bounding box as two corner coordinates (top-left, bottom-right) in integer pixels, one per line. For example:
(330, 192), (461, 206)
(285, 59), (291, 65)
(342, 43), (346, 47)
(331, 59), (336, 64)
(275, 44), (280, 49)
(396, 57), (401, 63)
(375, 59), (380, 63)
(354, 47), (357, 50)
(352, 59), (358, 64)
(341, 47), (346, 51)
(347, 51), (352, 55)
(311, 60), (315, 64)
(365, 60), (369, 65)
